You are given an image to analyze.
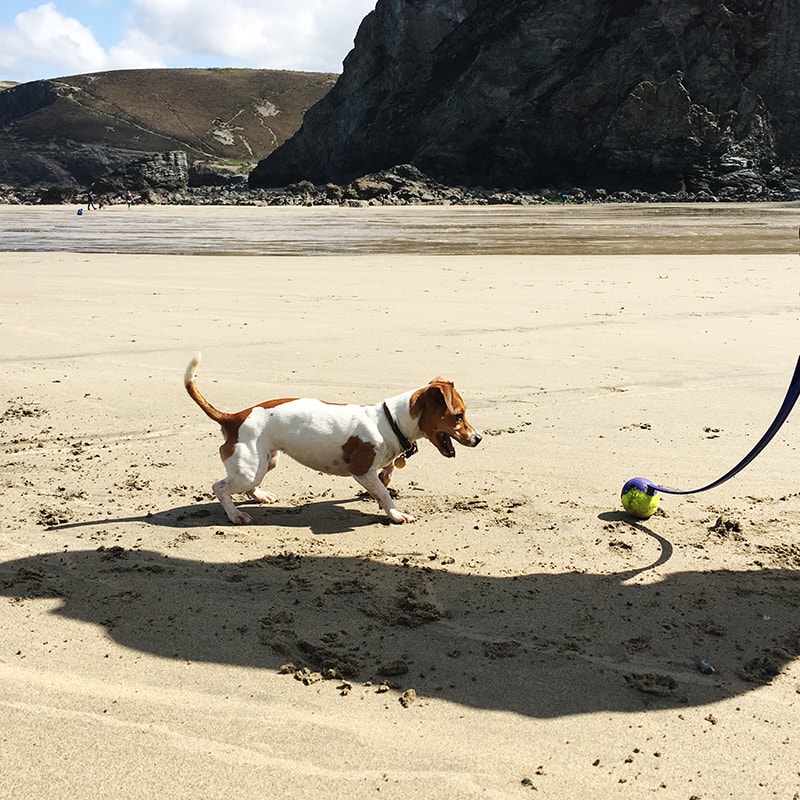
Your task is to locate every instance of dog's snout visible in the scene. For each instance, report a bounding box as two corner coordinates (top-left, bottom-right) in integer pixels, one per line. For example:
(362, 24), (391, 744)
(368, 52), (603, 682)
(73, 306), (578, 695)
(470, 430), (483, 447)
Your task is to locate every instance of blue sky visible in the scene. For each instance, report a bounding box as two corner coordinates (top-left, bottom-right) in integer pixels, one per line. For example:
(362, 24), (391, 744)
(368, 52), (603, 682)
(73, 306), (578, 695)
(0, 1), (376, 83)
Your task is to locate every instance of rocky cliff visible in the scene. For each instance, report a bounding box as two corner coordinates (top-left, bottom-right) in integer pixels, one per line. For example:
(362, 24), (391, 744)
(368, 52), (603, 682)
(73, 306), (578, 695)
(250, 0), (800, 195)
(0, 68), (336, 190)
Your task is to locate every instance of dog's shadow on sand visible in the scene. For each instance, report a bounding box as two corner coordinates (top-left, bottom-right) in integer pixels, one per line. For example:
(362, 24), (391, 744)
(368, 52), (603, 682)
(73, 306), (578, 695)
(2, 511), (799, 719)
(51, 496), (391, 536)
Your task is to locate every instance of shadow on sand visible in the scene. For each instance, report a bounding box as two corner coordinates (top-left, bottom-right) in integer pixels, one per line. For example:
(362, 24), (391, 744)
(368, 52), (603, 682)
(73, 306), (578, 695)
(2, 502), (798, 718)
(48, 495), (393, 536)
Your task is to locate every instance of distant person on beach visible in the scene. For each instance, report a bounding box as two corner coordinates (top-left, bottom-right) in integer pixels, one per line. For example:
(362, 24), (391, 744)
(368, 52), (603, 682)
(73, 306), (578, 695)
(87, 190), (96, 210)
(126, 190), (134, 208)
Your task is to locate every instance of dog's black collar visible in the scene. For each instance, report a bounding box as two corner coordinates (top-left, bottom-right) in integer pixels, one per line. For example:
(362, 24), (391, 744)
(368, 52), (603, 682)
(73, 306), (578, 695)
(382, 402), (418, 461)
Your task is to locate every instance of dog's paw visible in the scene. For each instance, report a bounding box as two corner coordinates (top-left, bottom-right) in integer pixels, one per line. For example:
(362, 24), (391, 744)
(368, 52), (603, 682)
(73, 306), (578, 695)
(388, 510), (416, 524)
(229, 510), (254, 525)
(249, 489), (278, 504)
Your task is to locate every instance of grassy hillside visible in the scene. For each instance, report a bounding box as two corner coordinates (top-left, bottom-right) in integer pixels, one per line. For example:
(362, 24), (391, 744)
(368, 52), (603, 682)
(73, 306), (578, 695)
(0, 68), (336, 188)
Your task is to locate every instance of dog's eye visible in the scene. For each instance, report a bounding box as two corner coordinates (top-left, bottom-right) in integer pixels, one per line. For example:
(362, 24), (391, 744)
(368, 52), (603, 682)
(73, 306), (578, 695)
(455, 413), (464, 422)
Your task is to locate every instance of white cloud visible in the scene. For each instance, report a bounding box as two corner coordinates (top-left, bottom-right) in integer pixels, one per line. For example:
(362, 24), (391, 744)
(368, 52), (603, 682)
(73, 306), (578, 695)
(125, 0), (376, 72)
(0, 3), (110, 77)
(0, 1), (376, 83)
(105, 26), (171, 71)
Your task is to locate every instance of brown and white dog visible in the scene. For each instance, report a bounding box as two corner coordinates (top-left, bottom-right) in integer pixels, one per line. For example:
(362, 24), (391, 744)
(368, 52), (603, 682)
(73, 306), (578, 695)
(184, 353), (482, 524)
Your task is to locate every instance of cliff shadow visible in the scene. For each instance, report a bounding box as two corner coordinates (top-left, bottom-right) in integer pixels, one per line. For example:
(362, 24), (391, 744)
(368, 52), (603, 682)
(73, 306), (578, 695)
(1, 540), (798, 718)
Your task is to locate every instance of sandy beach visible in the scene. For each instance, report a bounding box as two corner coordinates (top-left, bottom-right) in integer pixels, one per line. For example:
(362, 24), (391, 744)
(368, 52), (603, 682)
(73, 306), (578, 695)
(1, 204), (799, 799)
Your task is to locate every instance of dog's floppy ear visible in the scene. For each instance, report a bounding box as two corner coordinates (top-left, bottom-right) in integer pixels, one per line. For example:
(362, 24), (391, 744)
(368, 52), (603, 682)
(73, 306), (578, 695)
(410, 378), (457, 419)
(428, 378), (457, 413)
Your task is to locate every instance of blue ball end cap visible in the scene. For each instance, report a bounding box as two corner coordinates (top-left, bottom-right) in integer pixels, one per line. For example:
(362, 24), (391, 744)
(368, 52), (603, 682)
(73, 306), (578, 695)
(621, 477), (657, 496)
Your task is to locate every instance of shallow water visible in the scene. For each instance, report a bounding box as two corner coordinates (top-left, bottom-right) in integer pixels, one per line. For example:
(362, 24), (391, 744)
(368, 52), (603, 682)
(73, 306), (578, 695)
(0, 202), (797, 255)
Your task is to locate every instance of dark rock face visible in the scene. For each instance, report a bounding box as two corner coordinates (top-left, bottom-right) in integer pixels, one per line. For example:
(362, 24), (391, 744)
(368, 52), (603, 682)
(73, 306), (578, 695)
(250, 0), (800, 194)
(92, 151), (190, 198)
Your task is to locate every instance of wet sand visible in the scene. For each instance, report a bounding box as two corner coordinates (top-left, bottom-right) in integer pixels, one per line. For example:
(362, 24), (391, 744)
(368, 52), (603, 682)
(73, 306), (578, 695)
(1, 205), (799, 799)
(1, 200), (799, 254)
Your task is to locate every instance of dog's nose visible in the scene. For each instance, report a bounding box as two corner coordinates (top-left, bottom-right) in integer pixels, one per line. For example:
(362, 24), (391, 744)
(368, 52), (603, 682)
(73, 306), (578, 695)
(471, 431), (483, 447)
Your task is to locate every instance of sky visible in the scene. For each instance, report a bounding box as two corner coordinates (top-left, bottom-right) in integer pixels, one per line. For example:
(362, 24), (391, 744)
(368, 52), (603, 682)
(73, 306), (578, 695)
(0, 0), (377, 83)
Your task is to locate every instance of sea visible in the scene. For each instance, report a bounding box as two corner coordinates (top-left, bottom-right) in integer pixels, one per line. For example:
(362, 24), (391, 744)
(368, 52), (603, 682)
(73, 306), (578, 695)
(0, 202), (797, 256)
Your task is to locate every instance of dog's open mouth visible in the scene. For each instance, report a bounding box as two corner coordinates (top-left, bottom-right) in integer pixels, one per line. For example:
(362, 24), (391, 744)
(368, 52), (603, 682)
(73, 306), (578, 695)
(437, 432), (456, 458)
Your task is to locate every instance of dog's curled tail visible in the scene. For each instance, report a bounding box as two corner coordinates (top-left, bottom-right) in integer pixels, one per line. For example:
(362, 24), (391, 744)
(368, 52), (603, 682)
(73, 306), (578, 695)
(184, 352), (228, 424)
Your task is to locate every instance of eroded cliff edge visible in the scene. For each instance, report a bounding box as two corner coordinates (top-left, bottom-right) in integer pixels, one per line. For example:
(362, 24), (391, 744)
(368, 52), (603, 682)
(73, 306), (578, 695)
(251, 0), (800, 196)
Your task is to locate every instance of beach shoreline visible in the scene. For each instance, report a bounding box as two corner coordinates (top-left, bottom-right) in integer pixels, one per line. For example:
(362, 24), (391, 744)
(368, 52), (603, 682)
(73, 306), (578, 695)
(1, 201), (799, 255)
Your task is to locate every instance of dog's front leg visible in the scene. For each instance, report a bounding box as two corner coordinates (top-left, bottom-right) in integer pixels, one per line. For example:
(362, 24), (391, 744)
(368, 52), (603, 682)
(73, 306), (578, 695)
(355, 471), (416, 524)
(379, 463), (394, 487)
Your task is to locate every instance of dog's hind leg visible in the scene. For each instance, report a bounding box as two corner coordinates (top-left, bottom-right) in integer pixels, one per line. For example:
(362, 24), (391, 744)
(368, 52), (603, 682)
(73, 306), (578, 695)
(213, 478), (254, 525)
(215, 444), (279, 524)
(248, 488), (278, 504)
(247, 450), (280, 504)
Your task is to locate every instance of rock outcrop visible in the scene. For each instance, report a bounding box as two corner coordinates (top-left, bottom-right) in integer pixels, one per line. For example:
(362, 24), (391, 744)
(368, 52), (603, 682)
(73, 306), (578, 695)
(250, 0), (800, 195)
(91, 151), (190, 199)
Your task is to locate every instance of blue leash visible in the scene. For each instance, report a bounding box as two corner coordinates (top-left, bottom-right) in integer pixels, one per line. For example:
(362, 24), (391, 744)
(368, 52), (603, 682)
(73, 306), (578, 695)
(639, 355), (800, 496)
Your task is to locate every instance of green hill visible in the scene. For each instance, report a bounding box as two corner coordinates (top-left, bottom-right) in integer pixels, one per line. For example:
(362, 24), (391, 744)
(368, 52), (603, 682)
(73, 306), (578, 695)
(0, 68), (336, 189)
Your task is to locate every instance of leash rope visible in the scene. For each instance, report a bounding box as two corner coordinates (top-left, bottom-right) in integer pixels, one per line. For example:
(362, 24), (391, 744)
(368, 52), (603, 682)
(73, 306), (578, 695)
(646, 354), (800, 495)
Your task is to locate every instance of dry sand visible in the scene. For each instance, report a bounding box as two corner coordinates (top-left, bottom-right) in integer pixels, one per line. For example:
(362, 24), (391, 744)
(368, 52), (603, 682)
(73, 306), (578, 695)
(1, 205), (799, 799)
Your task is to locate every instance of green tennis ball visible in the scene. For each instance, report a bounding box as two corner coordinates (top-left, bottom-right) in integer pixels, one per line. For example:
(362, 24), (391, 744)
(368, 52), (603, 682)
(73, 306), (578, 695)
(621, 477), (660, 520)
